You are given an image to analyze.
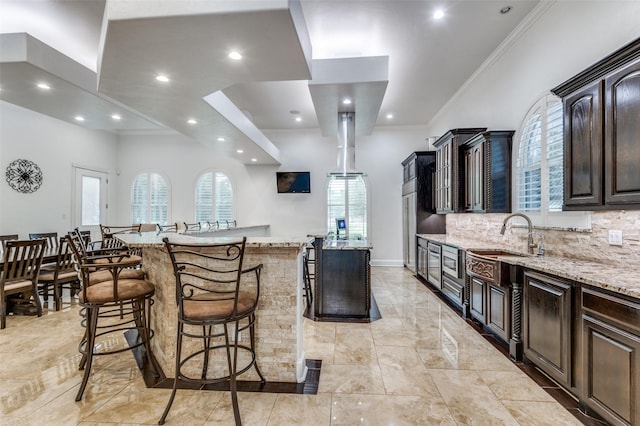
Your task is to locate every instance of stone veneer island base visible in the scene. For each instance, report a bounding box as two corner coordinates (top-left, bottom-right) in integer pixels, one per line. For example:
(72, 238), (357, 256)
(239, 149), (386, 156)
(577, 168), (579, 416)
(117, 232), (311, 384)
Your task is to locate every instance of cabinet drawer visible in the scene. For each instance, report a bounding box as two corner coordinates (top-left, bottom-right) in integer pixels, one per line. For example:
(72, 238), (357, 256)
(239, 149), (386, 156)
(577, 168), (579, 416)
(582, 287), (640, 332)
(441, 275), (463, 307)
(417, 237), (429, 249)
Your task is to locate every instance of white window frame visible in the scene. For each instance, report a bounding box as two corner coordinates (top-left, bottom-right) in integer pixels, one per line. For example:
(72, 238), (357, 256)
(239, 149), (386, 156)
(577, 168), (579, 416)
(194, 170), (234, 224)
(514, 93), (591, 229)
(326, 175), (369, 240)
(130, 171), (171, 225)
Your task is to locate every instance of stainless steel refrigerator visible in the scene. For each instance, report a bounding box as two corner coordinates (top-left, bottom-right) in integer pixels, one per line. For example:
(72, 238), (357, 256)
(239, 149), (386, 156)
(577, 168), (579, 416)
(402, 152), (446, 271)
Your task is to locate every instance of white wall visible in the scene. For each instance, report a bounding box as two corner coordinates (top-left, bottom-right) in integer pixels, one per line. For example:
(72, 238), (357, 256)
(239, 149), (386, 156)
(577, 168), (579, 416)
(113, 133), (257, 226)
(113, 126), (430, 265)
(264, 126), (430, 265)
(426, 1), (640, 135)
(0, 101), (119, 238)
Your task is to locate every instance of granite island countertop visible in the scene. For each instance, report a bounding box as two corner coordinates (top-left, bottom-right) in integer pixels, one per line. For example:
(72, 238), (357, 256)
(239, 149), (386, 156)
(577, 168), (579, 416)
(418, 234), (640, 299)
(323, 239), (372, 250)
(117, 231), (313, 249)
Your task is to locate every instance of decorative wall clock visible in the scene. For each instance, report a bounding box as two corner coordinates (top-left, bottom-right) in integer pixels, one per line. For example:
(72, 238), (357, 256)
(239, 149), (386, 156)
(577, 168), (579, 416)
(5, 159), (43, 193)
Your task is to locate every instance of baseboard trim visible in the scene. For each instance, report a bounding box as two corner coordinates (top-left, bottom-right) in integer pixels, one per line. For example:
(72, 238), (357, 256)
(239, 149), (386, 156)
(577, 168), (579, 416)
(370, 259), (404, 267)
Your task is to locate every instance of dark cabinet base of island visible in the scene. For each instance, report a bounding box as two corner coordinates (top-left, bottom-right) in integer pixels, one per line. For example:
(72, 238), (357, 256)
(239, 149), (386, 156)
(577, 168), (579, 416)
(309, 237), (378, 322)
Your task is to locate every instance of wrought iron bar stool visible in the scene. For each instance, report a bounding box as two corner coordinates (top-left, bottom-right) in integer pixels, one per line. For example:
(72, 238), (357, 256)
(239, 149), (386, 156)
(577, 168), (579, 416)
(302, 245), (314, 311)
(66, 233), (159, 401)
(159, 237), (265, 425)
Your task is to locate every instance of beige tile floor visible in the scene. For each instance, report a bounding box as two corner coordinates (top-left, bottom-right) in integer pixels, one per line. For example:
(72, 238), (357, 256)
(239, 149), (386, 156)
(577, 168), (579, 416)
(0, 267), (584, 425)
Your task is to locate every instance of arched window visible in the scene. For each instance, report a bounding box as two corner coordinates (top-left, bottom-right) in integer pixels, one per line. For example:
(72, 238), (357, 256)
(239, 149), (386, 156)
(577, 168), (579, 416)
(195, 172), (233, 223)
(327, 175), (368, 239)
(131, 172), (169, 225)
(515, 93), (590, 228)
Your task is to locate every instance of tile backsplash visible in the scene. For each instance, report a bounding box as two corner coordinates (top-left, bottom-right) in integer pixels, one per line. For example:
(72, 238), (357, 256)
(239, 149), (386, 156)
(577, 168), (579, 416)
(446, 210), (640, 268)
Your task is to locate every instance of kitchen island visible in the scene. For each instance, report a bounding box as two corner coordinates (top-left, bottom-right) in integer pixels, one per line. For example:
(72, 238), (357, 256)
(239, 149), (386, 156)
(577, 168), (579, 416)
(117, 232), (312, 384)
(310, 237), (375, 321)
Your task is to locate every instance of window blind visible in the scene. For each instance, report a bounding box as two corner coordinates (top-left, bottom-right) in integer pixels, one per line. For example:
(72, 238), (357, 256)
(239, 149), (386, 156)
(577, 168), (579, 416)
(515, 94), (579, 226)
(517, 111), (542, 212)
(546, 100), (564, 211)
(326, 175), (367, 239)
(195, 172), (233, 223)
(131, 172), (168, 225)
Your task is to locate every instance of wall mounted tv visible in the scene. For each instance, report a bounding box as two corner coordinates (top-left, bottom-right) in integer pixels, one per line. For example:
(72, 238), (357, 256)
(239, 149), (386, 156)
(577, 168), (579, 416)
(277, 171), (311, 193)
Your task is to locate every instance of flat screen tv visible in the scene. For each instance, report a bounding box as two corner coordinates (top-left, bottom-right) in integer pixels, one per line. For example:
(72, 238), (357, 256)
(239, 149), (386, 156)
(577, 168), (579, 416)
(277, 171), (311, 193)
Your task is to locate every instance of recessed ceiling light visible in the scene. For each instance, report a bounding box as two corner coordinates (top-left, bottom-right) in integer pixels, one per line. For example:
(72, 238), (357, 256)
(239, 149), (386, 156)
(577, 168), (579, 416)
(386, 113), (394, 119)
(433, 9), (445, 20)
(111, 114), (121, 120)
(289, 109), (300, 115)
(37, 83), (51, 90)
(500, 5), (512, 14)
(342, 98), (352, 105)
(228, 51), (242, 60)
(155, 74), (170, 83)
(187, 118), (197, 125)
(295, 116), (302, 122)
(251, 158), (257, 162)
(74, 116), (85, 122)
(217, 137), (225, 142)
(237, 149), (244, 154)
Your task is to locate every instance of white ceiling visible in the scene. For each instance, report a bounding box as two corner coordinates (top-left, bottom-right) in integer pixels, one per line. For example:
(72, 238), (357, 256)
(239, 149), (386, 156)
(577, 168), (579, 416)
(0, 0), (539, 165)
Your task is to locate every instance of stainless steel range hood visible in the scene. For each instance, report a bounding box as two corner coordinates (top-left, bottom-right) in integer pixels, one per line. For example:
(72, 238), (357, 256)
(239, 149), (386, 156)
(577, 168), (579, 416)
(307, 56), (388, 178)
(329, 112), (366, 178)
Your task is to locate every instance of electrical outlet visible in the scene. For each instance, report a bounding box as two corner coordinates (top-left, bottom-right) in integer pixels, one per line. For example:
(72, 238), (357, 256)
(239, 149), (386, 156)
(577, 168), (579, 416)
(608, 230), (623, 246)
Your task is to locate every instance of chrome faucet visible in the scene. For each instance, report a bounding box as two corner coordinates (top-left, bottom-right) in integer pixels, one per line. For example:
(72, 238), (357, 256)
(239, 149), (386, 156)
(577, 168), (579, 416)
(500, 213), (536, 255)
(535, 233), (545, 257)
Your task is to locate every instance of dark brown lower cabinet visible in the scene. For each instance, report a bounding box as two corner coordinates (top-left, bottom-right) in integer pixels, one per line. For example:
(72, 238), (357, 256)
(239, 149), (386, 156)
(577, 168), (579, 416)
(468, 276), (511, 344)
(416, 237), (429, 281)
(581, 287), (640, 426)
(487, 283), (510, 343)
(470, 276), (486, 324)
(523, 271), (573, 388)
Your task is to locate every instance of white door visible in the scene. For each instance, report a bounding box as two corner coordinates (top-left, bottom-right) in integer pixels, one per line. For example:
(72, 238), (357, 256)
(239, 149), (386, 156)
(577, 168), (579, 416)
(73, 167), (108, 233)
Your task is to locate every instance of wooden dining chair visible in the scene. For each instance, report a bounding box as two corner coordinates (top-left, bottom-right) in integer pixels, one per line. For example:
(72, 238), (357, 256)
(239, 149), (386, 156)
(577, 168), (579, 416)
(29, 232), (59, 271)
(36, 237), (79, 311)
(28, 232), (59, 250)
(0, 234), (19, 256)
(0, 239), (46, 329)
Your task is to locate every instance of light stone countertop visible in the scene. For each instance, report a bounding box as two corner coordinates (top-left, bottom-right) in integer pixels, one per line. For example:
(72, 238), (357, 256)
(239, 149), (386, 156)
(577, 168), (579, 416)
(323, 239), (372, 250)
(117, 231), (313, 249)
(418, 234), (640, 300)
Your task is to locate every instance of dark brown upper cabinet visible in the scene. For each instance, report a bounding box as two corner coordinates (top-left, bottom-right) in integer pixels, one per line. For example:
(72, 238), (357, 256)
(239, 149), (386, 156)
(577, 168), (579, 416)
(461, 130), (514, 213)
(552, 37), (640, 210)
(605, 60), (640, 206)
(433, 128), (486, 214)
